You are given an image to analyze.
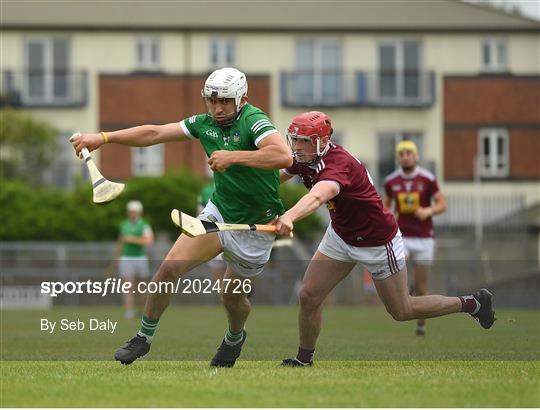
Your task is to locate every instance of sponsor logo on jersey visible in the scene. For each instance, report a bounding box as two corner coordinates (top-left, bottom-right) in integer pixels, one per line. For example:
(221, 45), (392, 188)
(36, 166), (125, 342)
(233, 131), (241, 143)
(397, 192), (420, 213)
(205, 129), (219, 138)
(265, 208), (272, 217)
(392, 184), (401, 191)
(326, 200), (336, 212)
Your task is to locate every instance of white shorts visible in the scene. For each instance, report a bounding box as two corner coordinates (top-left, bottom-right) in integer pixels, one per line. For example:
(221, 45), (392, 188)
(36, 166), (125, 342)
(198, 200), (274, 277)
(118, 257), (150, 279)
(318, 223), (406, 281)
(402, 237), (435, 266)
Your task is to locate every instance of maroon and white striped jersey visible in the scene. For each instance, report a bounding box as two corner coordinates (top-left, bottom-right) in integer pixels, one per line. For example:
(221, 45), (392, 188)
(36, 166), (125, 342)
(285, 144), (398, 247)
(384, 167), (440, 238)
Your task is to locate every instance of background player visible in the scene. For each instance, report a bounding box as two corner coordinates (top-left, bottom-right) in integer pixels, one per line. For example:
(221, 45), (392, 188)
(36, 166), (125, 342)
(113, 200), (154, 320)
(383, 141), (447, 335)
(276, 111), (495, 366)
(71, 67), (292, 367)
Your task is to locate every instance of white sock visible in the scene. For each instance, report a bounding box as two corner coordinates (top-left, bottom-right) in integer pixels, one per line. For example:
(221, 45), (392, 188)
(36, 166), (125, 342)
(224, 329), (244, 346)
(137, 331), (153, 344)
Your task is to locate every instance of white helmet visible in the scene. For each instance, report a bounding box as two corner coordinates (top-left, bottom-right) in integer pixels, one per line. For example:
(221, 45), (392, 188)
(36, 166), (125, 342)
(201, 67), (248, 113)
(127, 200), (143, 213)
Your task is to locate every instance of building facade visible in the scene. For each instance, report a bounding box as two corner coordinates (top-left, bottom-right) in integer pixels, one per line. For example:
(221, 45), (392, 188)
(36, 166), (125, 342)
(2, 0), (539, 212)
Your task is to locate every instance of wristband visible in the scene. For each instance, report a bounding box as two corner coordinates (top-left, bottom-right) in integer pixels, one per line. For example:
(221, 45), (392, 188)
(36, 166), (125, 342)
(100, 131), (109, 144)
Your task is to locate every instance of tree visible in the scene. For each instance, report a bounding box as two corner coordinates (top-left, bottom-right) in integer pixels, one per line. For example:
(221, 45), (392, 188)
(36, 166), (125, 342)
(0, 109), (59, 185)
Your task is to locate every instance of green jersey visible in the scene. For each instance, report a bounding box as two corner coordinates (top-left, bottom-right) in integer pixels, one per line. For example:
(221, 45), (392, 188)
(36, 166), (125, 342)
(198, 182), (215, 209)
(120, 218), (152, 257)
(180, 104), (284, 224)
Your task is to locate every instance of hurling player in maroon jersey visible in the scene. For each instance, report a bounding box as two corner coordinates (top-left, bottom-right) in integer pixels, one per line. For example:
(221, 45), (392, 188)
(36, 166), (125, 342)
(276, 111), (495, 367)
(383, 141), (448, 336)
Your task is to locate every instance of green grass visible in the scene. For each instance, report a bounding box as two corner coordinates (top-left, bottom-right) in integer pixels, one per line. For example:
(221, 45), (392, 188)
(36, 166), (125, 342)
(2, 360), (538, 407)
(1, 306), (539, 407)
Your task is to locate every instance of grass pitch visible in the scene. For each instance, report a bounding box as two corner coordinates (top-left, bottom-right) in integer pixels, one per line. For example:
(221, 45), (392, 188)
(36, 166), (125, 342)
(1, 306), (539, 407)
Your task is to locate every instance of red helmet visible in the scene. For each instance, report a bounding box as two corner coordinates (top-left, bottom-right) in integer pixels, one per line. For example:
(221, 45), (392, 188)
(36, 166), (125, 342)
(287, 111), (333, 163)
(287, 111), (332, 143)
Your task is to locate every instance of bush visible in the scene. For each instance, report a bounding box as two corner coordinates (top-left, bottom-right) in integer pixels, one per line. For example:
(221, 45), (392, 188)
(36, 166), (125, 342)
(0, 172), (324, 241)
(0, 171), (203, 241)
(279, 182), (324, 240)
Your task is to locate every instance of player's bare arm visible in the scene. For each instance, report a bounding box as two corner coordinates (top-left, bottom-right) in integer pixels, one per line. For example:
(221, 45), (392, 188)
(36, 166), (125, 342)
(122, 232), (154, 246)
(275, 180), (339, 236)
(70, 122), (188, 157)
(208, 132), (292, 172)
(382, 195), (393, 209)
(279, 170), (294, 184)
(414, 191), (448, 221)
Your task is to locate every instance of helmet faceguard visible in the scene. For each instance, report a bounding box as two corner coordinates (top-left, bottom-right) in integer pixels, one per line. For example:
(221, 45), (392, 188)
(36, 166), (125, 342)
(286, 111), (333, 165)
(201, 67), (248, 127)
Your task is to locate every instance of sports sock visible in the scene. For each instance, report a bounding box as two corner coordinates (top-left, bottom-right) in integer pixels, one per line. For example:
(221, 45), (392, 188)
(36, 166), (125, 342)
(138, 315), (159, 343)
(459, 295), (480, 314)
(296, 347), (315, 364)
(224, 328), (244, 346)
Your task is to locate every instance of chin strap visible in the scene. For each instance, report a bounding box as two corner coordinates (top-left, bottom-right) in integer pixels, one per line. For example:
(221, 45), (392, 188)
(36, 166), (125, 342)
(294, 140), (331, 166)
(318, 140), (331, 157)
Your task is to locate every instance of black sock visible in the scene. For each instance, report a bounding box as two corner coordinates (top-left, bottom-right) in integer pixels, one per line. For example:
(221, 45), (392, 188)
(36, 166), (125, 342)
(297, 347), (315, 363)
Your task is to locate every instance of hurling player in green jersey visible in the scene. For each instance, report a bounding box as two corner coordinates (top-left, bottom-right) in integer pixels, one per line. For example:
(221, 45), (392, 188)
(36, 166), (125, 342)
(114, 200), (154, 320)
(71, 67), (292, 367)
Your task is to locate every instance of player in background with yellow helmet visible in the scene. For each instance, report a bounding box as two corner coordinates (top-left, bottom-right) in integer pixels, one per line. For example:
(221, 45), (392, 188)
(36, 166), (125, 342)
(383, 141), (448, 335)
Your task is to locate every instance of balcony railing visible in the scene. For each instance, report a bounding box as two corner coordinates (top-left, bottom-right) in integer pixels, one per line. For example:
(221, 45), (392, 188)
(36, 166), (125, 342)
(280, 70), (435, 108)
(1, 70), (88, 108)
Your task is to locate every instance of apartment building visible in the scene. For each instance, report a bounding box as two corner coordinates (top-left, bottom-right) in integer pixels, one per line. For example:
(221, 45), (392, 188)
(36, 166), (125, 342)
(2, 0), (539, 212)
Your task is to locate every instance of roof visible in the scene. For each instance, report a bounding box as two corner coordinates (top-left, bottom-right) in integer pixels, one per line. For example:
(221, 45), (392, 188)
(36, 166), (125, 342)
(2, 0), (540, 32)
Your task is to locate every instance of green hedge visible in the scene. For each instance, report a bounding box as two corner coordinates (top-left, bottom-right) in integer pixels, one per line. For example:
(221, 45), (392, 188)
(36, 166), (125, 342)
(279, 182), (324, 239)
(1, 173), (322, 241)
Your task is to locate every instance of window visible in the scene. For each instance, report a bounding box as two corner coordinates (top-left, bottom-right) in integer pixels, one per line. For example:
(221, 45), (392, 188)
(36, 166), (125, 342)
(49, 132), (77, 189)
(330, 131), (344, 146)
(24, 38), (70, 103)
(378, 40), (421, 101)
(132, 145), (164, 176)
(478, 128), (509, 178)
(136, 37), (160, 70)
(295, 39), (342, 104)
(482, 39), (507, 72)
(210, 38), (235, 67)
